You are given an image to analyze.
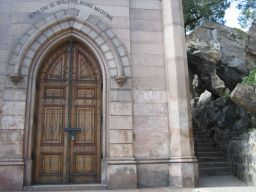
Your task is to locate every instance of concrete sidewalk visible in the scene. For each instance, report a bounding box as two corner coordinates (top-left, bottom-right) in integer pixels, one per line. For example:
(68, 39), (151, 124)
(24, 176), (256, 192)
(193, 175), (255, 192)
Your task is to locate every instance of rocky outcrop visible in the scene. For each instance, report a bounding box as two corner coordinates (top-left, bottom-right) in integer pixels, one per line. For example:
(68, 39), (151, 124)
(189, 21), (256, 184)
(193, 97), (251, 151)
(231, 83), (256, 114)
(246, 22), (256, 70)
(187, 21), (253, 96)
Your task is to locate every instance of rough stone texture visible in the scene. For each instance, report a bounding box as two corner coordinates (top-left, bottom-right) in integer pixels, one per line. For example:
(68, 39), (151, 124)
(0, 0), (195, 190)
(231, 84), (256, 113)
(0, 165), (24, 191)
(196, 90), (212, 107)
(193, 96), (252, 152)
(107, 164), (137, 189)
(131, 0), (169, 166)
(187, 21), (249, 95)
(162, 0), (198, 187)
(246, 23), (256, 71)
(247, 22), (256, 56)
(169, 162), (198, 187)
(137, 164), (169, 188)
(228, 131), (256, 185)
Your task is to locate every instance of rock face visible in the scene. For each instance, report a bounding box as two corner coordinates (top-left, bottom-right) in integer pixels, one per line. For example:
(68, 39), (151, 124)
(231, 83), (256, 114)
(187, 21), (252, 96)
(188, 21), (256, 185)
(193, 97), (251, 151)
(246, 22), (256, 70)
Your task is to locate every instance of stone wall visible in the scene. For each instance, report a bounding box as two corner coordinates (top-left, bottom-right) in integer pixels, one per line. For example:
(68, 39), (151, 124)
(0, 0), (198, 190)
(228, 130), (256, 185)
(130, 0), (170, 188)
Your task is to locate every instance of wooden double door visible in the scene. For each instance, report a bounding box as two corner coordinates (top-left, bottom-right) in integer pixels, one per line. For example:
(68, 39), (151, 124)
(33, 41), (101, 184)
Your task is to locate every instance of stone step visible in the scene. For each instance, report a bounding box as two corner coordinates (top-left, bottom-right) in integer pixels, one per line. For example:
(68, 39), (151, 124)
(197, 152), (225, 157)
(196, 143), (216, 147)
(199, 162), (231, 168)
(196, 147), (218, 152)
(193, 132), (209, 137)
(194, 136), (212, 141)
(195, 139), (213, 144)
(196, 143), (215, 147)
(199, 167), (232, 176)
(198, 157), (226, 162)
(193, 129), (233, 177)
(23, 184), (107, 191)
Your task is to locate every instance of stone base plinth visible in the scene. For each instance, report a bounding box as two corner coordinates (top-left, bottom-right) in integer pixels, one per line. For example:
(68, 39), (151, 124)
(137, 163), (169, 188)
(169, 158), (198, 187)
(107, 160), (137, 189)
(0, 160), (24, 191)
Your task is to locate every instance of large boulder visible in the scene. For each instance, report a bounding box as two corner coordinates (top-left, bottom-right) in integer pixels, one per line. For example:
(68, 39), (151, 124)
(246, 22), (256, 70)
(187, 21), (250, 95)
(231, 83), (256, 113)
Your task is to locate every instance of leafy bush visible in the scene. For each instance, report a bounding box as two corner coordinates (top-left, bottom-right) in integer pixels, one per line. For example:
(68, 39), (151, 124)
(223, 89), (231, 98)
(242, 69), (256, 87)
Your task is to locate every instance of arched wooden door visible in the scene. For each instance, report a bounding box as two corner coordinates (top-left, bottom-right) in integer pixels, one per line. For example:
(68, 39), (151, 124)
(33, 41), (102, 184)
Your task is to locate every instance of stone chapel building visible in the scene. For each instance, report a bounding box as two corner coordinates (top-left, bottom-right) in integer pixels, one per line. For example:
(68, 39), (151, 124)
(0, 0), (198, 190)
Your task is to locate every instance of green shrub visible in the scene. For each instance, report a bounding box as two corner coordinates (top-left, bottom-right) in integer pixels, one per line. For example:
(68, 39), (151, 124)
(223, 89), (230, 98)
(242, 69), (256, 87)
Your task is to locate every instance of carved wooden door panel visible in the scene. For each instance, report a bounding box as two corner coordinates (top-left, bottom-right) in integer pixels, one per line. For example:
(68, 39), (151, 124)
(33, 42), (101, 184)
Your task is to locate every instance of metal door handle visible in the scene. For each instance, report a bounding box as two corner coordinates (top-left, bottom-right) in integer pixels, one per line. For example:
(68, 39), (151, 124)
(64, 128), (81, 141)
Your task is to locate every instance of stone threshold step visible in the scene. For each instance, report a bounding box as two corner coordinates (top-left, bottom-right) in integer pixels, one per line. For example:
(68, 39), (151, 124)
(24, 184), (107, 191)
(197, 152), (225, 157)
(193, 133), (211, 139)
(195, 140), (214, 143)
(198, 157), (226, 162)
(199, 171), (233, 177)
(196, 143), (216, 146)
(199, 167), (232, 171)
(199, 167), (232, 176)
(199, 162), (230, 168)
(196, 146), (218, 150)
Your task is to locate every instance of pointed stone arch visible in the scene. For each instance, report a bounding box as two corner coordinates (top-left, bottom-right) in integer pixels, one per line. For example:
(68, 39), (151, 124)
(3, 8), (135, 187)
(9, 8), (130, 86)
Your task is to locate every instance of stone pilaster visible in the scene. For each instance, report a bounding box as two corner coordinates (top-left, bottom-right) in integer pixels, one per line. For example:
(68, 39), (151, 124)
(162, 0), (198, 187)
(107, 101), (137, 189)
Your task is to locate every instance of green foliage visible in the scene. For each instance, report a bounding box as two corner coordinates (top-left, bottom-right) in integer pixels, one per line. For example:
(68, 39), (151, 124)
(183, 0), (231, 31)
(233, 28), (248, 40)
(242, 69), (256, 87)
(224, 89), (231, 98)
(248, 128), (256, 133)
(235, 0), (256, 29)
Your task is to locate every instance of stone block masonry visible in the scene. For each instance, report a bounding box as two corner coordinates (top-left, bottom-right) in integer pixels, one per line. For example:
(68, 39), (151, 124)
(228, 130), (256, 185)
(0, 0), (197, 190)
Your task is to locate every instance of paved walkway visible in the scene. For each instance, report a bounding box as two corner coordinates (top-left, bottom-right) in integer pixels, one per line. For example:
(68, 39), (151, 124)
(24, 176), (256, 192)
(194, 175), (255, 192)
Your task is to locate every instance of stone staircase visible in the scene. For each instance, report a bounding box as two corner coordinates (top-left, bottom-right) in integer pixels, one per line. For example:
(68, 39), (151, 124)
(194, 129), (233, 177)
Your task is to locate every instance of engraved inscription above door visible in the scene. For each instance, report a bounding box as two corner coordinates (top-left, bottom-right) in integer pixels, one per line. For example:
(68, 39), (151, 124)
(33, 41), (101, 184)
